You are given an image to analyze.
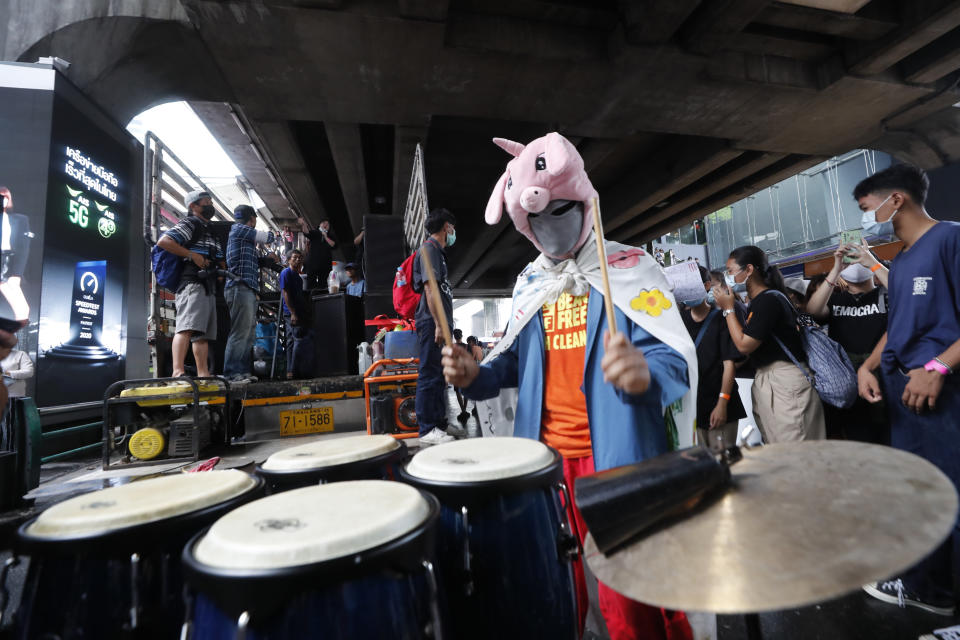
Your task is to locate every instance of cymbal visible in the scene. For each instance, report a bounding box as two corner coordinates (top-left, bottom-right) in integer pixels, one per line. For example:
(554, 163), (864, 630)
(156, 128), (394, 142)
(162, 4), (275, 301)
(584, 440), (958, 614)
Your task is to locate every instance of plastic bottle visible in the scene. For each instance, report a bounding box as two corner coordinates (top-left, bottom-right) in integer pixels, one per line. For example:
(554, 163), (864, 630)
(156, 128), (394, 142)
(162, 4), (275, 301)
(327, 265), (340, 294)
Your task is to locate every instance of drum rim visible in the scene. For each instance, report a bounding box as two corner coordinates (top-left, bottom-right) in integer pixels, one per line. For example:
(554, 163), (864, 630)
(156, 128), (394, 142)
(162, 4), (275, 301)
(15, 475), (266, 553)
(182, 488), (439, 584)
(254, 439), (407, 481)
(398, 446), (563, 495)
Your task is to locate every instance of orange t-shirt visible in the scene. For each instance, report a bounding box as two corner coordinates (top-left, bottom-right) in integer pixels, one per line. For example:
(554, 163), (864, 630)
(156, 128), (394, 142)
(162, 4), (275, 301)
(540, 291), (592, 458)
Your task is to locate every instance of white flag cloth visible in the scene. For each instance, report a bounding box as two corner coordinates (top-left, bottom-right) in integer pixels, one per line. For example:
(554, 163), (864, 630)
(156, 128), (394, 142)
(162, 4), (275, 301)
(479, 232), (698, 448)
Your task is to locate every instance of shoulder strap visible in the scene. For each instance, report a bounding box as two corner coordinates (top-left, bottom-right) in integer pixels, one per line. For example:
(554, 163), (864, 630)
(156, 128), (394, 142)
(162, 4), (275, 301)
(694, 309), (719, 348)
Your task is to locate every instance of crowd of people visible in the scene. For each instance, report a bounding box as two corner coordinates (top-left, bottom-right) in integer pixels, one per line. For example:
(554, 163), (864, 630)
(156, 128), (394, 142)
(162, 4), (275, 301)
(159, 188), (366, 382)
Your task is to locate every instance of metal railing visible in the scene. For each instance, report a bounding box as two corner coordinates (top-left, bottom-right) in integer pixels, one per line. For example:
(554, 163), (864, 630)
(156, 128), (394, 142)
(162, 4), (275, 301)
(403, 143), (428, 253)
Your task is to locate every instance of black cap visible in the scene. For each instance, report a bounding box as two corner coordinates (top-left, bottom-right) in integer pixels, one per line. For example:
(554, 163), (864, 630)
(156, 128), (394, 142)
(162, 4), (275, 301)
(234, 205), (256, 221)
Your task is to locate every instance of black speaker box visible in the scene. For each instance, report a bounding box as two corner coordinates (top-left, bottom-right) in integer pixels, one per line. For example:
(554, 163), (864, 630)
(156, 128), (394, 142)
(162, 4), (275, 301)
(310, 293), (364, 375)
(363, 215), (406, 293)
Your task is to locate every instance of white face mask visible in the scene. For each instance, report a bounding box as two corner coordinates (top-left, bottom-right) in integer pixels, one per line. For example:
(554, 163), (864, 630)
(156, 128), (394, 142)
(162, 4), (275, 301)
(860, 195), (898, 237)
(724, 271), (747, 294)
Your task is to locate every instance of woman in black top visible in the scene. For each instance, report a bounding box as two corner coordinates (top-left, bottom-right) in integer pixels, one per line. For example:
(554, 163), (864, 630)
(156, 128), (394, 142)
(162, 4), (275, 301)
(712, 246), (826, 443)
(680, 266), (747, 450)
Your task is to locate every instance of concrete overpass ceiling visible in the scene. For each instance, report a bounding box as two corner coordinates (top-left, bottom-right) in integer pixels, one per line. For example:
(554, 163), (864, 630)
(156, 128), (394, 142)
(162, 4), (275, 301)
(11, 0), (960, 289)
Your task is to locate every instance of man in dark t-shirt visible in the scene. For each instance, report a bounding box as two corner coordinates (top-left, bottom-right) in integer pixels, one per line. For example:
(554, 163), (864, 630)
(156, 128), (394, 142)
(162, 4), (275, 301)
(412, 208), (456, 445)
(808, 248), (889, 444)
(279, 250), (312, 379)
(854, 164), (960, 616)
(680, 266), (746, 450)
(299, 217), (337, 289)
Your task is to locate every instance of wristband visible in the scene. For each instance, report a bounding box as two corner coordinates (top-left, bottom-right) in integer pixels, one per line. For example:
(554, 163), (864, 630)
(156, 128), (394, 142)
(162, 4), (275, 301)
(825, 278), (836, 287)
(870, 263), (883, 273)
(924, 359), (952, 375)
(719, 393), (731, 400)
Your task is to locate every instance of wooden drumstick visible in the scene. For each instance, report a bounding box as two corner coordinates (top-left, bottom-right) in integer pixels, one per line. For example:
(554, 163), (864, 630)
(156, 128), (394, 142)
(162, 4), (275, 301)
(419, 245), (453, 347)
(591, 197), (618, 336)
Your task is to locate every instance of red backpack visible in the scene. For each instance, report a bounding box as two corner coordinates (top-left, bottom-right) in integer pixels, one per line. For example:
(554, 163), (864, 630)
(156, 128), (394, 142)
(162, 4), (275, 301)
(393, 252), (421, 319)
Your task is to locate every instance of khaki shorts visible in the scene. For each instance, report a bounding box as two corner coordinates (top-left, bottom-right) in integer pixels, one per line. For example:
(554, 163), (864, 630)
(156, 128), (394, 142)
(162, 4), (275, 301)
(175, 282), (217, 342)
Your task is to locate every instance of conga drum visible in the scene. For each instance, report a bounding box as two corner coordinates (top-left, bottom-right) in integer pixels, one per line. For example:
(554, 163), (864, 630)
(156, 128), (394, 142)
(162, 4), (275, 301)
(255, 434), (406, 493)
(183, 480), (444, 639)
(399, 437), (578, 640)
(13, 470), (262, 639)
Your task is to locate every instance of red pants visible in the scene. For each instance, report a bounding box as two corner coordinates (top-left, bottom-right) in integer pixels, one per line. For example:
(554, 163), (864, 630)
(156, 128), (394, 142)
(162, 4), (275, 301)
(562, 455), (693, 640)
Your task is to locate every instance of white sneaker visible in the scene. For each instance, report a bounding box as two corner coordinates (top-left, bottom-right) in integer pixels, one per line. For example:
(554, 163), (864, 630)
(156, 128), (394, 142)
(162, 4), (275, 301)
(419, 427), (454, 445)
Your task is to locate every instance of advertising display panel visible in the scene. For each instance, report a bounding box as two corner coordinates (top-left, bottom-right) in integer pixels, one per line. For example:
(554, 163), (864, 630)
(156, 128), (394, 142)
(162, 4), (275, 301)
(0, 67), (55, 400)
(35, 87), (135, 406)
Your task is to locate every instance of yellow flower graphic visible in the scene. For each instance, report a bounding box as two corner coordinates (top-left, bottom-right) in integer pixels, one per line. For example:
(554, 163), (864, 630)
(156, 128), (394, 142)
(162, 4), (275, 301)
(630, 288), (672, 317)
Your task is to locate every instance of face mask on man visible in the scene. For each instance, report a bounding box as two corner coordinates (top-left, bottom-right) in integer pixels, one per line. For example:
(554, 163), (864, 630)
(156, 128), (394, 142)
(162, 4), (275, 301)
(446, 227), (457, 247)
(860, 195), (898, 237)
(200, 204), (216, 220)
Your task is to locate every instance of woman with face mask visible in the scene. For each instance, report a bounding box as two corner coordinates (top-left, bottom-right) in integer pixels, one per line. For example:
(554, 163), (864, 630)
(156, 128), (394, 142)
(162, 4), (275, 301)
(712, 246), (826, 443)
(806, 244), (891, 444)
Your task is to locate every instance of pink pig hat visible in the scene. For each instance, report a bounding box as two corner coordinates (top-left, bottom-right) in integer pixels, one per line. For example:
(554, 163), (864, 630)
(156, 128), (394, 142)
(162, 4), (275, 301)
(484, 132), (598, 259)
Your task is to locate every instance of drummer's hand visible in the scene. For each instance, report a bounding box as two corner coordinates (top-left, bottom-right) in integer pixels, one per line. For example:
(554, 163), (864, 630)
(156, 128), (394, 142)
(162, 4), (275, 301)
(857, 366), (883, 403)
(601, 331), (650, 395)
(442, 345), (479, 388)
(903, 367), (943, 413)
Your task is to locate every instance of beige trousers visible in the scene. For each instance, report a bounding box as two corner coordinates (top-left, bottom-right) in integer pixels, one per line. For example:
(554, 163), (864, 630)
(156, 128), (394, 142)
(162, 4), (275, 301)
(697, 421), (739, 451)
(752, 360), (826, 443)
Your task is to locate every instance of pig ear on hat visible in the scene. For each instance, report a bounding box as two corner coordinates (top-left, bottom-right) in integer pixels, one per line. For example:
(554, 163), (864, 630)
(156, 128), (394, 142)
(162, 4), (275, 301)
(485, 172), (508, 225)
(543, 132), (574, 177)
(493, 137), (526, 157)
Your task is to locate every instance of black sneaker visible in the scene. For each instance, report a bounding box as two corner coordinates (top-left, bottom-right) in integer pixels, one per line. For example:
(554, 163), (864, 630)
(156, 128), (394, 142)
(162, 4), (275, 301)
(863, 580), (955, 616)
(918, 623), (960, 640)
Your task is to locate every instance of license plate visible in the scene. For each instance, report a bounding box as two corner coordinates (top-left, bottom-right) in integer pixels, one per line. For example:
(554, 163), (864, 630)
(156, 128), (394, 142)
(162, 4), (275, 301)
(279, 407), (334, 435)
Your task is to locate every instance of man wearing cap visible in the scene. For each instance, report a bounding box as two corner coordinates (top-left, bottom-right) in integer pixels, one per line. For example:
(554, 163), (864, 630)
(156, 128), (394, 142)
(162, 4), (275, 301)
(807, 244), (890, 444)
(224, 204), (278, 381)
(157, 190), (224, 377)
(344, 262), (365, 298)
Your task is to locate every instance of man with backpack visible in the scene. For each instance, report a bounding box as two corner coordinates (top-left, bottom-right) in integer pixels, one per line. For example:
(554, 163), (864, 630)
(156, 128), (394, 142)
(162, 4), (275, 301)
(854, 164), (960, 618)
(412, 208), (457, 445)
(156, 189), (224, 378)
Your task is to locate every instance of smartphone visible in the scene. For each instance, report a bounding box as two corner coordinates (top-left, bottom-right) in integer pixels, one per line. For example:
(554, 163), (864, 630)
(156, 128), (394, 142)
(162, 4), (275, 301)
(840, 229), (863, 263)
(0, 317), (22, 333)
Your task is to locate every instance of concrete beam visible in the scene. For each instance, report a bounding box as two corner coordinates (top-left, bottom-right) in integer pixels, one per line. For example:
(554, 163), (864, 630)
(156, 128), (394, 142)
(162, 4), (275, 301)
(603, 139), (743, 233)
(610, 152), (789, 242)
(398, 0), (449, 21)
(901, 25), (960, 83)
(849, 0), (960, 75)
(452, 222), (515, 288)
(681, 0), (773, 54)
(253, 120), (329, 224)
(393, 125), (429, 217)
(325, 122), (370, 234)
(754, 2), (896, 40)
(617, 0), (701, 44)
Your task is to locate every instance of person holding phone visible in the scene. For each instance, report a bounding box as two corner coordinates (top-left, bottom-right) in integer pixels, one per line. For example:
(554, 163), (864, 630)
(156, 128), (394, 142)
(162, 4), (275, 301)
(807, 244), (889, 444)
(0, 187), (33, 322)
(712, 245), (825, 443)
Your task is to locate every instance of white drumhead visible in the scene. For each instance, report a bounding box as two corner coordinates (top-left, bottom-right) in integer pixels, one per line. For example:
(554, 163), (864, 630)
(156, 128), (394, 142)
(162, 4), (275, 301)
(405, 437), (554, 482)
(26, 470), (256, 538)
(193, 480), (429, 569)
(261, 434), (400, 472)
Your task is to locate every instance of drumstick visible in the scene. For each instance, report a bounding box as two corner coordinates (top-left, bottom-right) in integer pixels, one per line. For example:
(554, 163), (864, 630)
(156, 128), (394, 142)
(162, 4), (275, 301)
(592, 197), (618, 336)
(419, 245), (453, 347)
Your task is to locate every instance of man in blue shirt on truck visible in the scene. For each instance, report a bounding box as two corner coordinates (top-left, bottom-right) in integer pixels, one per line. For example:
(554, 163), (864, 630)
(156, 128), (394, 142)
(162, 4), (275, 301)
(855, 164), (960, 617)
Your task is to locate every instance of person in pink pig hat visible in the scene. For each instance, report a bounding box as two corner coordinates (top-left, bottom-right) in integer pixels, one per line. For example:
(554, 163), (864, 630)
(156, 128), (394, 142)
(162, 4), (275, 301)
(442, 132), (698, 640)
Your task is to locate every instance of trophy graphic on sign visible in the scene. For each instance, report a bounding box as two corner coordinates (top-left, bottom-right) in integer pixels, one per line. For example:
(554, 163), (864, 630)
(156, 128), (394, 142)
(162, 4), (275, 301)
(45, 260), (119, 361)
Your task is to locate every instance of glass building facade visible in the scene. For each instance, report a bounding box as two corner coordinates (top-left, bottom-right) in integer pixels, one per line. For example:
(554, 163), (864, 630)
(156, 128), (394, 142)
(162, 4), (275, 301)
(695, 150), (893, 268)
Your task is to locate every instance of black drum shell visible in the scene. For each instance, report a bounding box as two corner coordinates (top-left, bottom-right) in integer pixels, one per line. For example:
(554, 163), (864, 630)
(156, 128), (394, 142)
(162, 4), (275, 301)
(181, 488), (440, 621)
(254, 440), (407, 493)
